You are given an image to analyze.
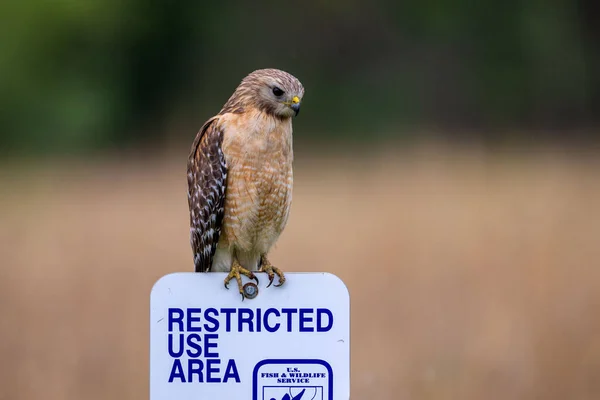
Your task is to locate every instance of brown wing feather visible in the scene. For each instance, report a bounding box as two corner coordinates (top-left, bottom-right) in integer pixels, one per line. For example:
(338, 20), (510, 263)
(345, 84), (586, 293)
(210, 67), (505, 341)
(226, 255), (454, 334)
(187, 117), (227, 272)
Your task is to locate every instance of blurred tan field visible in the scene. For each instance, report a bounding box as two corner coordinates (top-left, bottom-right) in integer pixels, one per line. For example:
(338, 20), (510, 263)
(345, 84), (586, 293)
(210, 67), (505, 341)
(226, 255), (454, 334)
(1, 144), (600, 400)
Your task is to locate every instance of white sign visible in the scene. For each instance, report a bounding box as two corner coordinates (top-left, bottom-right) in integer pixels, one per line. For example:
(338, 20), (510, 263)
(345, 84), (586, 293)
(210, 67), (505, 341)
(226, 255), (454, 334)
(150, 272), (350, 400)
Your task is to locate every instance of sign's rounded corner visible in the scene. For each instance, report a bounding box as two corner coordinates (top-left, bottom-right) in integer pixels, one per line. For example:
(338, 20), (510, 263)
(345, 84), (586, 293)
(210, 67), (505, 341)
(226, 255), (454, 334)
(322, 272), (350, 299)
(150, 272), (185, 297)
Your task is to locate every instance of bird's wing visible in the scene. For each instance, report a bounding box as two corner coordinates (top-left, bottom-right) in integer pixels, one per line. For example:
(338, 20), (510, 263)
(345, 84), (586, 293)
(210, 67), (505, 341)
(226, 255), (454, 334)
(187, 116), (227, 272)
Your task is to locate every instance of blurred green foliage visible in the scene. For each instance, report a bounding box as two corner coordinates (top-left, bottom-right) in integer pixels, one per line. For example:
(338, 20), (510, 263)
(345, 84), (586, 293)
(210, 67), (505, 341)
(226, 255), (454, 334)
(1, 1), (598, 154)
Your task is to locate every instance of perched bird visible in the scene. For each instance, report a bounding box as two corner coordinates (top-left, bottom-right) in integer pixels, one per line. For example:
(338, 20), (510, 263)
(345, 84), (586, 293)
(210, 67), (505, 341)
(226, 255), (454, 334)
(187, 68), (304, 298)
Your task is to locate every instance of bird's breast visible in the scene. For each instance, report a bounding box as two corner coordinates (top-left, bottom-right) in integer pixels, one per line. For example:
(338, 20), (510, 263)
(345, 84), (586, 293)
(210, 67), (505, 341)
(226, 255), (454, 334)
(219, 114), (294, 251)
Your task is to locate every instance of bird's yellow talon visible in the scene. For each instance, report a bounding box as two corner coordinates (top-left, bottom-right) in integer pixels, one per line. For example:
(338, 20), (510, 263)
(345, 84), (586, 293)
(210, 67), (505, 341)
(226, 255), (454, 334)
(224, 263), (257, 299)
(259, 263), (286, 288)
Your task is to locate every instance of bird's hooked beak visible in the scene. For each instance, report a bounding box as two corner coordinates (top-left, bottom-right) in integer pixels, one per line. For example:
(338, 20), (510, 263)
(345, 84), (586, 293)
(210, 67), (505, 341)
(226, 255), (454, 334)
(291, 96), (301, 116)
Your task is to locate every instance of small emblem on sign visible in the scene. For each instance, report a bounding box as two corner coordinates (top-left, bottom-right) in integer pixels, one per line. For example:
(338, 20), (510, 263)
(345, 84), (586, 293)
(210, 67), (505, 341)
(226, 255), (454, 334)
(253, 359), (333, 400)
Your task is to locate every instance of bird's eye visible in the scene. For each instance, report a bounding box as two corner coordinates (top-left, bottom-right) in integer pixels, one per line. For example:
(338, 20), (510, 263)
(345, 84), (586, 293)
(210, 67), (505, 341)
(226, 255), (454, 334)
(272, 87), (284, 96)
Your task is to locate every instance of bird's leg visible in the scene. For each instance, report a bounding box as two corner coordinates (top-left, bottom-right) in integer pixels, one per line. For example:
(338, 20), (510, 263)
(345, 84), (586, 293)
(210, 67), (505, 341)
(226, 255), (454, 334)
(224, 260), (259, 300)
(259, 255), (286, 288)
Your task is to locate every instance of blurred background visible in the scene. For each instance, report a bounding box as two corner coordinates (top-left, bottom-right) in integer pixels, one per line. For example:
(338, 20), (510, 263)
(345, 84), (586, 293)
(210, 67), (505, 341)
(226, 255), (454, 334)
(1, 1), (599, 399)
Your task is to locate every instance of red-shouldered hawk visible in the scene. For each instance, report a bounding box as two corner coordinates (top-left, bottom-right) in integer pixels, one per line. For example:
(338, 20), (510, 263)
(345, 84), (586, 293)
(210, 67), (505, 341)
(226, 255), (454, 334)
(187, 68), (304, 299)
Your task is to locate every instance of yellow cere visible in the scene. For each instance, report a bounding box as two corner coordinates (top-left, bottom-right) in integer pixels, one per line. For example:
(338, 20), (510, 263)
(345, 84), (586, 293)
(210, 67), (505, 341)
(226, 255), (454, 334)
(292, 96), (300, 104)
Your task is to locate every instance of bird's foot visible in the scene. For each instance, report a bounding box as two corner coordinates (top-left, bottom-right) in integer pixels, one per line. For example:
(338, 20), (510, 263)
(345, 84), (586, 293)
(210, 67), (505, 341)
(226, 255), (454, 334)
(224, 263), (259, 300)
(259, 260), (286, 288)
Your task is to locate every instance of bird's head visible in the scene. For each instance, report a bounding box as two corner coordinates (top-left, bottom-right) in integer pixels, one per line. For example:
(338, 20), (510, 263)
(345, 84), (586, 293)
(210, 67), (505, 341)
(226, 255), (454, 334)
(226, 68), (304, 119)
